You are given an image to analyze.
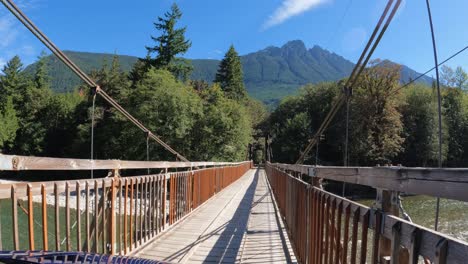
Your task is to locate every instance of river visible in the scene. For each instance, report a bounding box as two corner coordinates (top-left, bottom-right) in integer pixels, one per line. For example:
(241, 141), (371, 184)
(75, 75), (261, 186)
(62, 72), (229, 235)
(360, 196), (468, 242)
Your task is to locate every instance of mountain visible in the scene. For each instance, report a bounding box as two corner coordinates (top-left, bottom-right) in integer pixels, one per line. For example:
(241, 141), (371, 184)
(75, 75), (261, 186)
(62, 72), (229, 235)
(24, 40), (432, 107)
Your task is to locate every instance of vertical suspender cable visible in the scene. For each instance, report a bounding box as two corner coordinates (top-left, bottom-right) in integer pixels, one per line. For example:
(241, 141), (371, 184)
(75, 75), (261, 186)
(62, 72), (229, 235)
(425, 0), (442, 231)
(90, 94), (96, 179)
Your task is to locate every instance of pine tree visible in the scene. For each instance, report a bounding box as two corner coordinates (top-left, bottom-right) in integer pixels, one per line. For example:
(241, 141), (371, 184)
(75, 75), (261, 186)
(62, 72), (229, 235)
(0, 56), (26, 107)
(145, 3), (192, 80)
(13, 54), (52, 155)
(0, 97), (19, 151)
(34, 51), (50, 89)
(215, 45), (247, 101)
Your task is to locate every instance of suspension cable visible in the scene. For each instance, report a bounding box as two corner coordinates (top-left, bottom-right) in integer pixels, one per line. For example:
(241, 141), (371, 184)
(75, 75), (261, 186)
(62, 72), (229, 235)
(0, 0), (189, 162)
(296, 0), (402, 164)
(425, 0), (442, 232)
(388, 44), (468, 97)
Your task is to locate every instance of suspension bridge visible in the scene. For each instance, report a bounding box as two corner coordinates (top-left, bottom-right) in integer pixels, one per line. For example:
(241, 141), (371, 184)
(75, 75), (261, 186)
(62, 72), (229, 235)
(0, 0), (468, 263)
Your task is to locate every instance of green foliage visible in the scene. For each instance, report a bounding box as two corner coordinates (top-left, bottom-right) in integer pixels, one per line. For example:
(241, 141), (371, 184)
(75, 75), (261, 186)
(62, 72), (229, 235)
(145, 3), (192, 80)
(0, 97), (19, 151)
(215, 45), (247, 101)
(348, 60), (404, 165)
(442, 87), (468, 166)
(0, 56), (27, 106)
(267, 83), (343, 164)
(267, 62), (436, 166)
(195, 84), (252, 161)
(397, 85), (445, 166)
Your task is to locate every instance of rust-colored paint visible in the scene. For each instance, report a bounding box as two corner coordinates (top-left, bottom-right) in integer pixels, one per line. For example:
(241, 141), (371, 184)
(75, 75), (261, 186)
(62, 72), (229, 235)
(27, 184), (34, 250)
(41, 184), (48, 251)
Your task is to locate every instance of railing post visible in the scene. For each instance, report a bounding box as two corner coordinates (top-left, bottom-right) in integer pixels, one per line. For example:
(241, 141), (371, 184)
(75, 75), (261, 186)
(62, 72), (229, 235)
(109, 169), (119, 254)
(375, 189), (409, 264)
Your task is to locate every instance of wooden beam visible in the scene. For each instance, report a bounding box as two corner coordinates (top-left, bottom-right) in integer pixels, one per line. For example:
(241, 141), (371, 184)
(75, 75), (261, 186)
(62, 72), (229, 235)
(0, 154), (248, 171)
(271, 163), (468, 202)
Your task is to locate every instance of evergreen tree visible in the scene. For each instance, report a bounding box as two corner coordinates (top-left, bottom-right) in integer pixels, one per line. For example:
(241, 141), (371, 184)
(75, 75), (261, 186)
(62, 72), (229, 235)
(13, 54), (52, 155)
(145, 3), (192, 80)
(0, 97), (19, 151)
(34, 51), (50, 89)
(215, 45), (247, 101)
(0, 56), (27, 107)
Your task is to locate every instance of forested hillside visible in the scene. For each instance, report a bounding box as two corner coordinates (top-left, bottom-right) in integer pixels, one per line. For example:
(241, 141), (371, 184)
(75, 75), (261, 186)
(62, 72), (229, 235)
(24, 40), (433, 107)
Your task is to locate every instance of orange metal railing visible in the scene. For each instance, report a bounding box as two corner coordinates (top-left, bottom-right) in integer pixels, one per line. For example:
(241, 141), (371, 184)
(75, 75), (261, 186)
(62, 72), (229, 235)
(266, 162), (468, 264)
(0, 160), (252, 256)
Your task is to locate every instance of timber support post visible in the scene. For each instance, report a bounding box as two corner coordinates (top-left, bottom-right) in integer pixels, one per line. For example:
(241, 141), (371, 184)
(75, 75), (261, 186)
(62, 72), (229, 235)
(375, 189), (409, 264)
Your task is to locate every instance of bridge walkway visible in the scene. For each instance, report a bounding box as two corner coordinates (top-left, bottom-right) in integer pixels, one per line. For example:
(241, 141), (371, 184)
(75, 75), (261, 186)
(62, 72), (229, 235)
(132, 168), (297, 263)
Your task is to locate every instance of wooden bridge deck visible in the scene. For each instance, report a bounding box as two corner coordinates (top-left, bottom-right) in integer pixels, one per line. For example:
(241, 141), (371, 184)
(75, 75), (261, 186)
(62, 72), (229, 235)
(132, 168), (297, 263)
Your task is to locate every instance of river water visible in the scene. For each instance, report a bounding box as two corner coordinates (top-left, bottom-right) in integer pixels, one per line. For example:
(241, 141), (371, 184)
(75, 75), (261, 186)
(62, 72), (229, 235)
(360, 196), (468, 242)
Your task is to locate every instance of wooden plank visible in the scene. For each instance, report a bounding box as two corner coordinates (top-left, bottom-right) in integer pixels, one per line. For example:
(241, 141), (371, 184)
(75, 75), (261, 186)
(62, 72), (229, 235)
(11, 186), (19, 250)
(129, 178), (133, 252)
(101, 179), (106, 253)
(360, 211), (370, 264)
(94, 180), (99, 253)
(27, 184), (35, 250)
(0, 154), (248, 171)
(342, 203), (351, 264)
(350, 207), (360, 264)
(118, 178), (123, 255)
(86, 182), (90, 252)
(334, 200), (343, 264)
(328, 198), (336, 264)
(271, 163), (468, 202)
(41, 184), (48, 251)
(139, 177), (143, 246)
(391, 222), (402, 264)
(54, 183), (60, 251)
(124, 179), (128, 254)
(163, 175), (167, 229)
(65, 182), (71, 251)
(76, 182), (81, 251)
(135, 177), (139, 248)
(110, 178), (116, 254)
(150, 176), (155, 237)
(144, 176), (148, 242)
(323, 195), (331, 264)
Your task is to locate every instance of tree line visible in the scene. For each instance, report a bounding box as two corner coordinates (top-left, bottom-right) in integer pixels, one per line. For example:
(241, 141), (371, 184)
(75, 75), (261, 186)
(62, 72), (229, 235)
(0, 3), (266, 163)
(267, 60), (468, 167)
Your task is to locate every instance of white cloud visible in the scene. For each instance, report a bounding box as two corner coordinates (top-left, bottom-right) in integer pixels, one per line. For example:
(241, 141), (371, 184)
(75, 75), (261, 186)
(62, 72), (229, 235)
(263, 0), (329, 29)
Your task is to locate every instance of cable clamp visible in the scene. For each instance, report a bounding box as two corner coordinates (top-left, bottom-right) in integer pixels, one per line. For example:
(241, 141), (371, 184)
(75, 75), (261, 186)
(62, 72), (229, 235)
(90, 85), (101, 96)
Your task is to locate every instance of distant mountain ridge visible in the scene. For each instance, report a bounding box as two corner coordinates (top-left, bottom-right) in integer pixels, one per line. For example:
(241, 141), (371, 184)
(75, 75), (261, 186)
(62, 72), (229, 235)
(24, 40), (432, 107)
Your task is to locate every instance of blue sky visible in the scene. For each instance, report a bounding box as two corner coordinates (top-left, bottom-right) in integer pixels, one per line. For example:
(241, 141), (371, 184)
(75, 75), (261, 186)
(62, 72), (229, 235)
(0, 0), (467, 75)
